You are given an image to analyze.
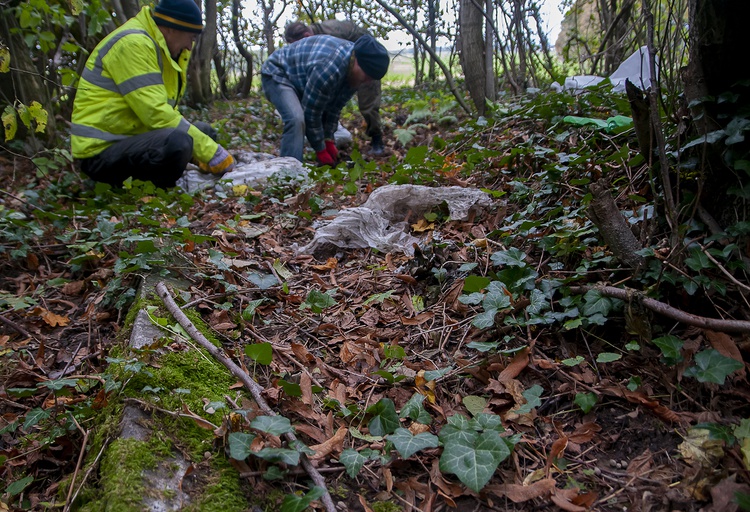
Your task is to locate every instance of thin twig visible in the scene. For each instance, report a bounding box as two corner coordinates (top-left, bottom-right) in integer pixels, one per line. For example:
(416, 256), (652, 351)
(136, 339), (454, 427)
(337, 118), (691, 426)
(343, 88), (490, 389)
(156, 282), (337, 512)
(570, 284), (750, 333)
(0, 314), (34, 339)
(67, 439), (109, 510)
(64, 417), (89, 512)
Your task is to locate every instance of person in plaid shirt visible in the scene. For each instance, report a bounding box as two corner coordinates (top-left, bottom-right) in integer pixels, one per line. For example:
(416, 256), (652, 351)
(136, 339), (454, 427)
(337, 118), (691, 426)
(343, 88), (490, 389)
(261, 34), (389, 165)
(284, 20), (387, 156)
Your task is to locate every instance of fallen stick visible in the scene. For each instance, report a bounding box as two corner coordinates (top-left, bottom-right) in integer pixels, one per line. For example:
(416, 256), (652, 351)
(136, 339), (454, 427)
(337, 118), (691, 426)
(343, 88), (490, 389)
(156, 282), (337, 512)
(569, 284), (750, 333)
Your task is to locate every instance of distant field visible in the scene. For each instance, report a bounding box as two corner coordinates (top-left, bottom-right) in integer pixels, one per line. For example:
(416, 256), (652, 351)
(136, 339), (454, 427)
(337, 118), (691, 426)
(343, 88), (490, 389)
(385, 53), (416, 86)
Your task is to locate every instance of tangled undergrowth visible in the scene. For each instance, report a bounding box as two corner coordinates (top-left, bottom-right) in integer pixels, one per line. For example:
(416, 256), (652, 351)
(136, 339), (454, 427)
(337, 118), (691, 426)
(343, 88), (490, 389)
(1, 84), (749, 511)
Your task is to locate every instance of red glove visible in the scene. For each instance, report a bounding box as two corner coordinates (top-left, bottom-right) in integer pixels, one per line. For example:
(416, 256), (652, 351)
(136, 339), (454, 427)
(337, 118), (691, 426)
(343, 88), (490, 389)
(324, 139), (339, 161)
(316, 148), (336, 166)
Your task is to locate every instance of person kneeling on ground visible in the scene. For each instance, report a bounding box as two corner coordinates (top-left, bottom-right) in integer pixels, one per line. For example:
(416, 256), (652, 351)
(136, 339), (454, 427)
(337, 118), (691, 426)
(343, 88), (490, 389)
(284, 20), (387, 156)
(261, 34), (389, 166)
(71, 0), (235, 189)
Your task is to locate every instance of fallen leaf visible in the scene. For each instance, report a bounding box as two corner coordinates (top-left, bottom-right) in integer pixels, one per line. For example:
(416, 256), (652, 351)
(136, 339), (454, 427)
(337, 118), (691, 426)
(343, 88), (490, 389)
(626, 448), (653, 477)
(38, 308), (70, 327)
(486, 478), (555, 502)
(568, 422), (601, 444)
(704, 330), (746, 378)
(498, 346), (531, 382)
(546, 436), (569, 474)
(310, 426), (347, 460)
(703, 474), (750, 512)
(550, 487), (587, 512)
(311, 257), (338, 270)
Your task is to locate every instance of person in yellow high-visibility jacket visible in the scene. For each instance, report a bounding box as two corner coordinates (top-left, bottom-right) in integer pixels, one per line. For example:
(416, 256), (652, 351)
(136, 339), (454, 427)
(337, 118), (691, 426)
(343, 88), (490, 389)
(71, 0), (235, 188)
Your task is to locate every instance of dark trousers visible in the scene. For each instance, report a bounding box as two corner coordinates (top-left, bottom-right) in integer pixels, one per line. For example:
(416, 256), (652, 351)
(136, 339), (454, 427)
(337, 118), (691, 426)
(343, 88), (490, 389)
(79, 122), (216, 189)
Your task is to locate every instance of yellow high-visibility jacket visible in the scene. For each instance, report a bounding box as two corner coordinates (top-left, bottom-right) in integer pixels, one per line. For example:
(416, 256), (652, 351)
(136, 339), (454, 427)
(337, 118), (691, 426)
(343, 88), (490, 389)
(71, 6), (217, 164)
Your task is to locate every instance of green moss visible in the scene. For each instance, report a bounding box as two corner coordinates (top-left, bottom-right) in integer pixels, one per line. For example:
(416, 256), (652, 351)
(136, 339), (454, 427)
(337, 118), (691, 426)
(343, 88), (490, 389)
(372, 501), (403, 512)
(185, 458), (248, 512)
(70, 298), (251, 512)
(79, 438), (157, 512)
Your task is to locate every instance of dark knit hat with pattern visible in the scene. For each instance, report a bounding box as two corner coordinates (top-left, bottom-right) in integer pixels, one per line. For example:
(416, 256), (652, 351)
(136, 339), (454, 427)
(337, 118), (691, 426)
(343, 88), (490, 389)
(153, 0), (203, 33)
(353, 35), (389, 80)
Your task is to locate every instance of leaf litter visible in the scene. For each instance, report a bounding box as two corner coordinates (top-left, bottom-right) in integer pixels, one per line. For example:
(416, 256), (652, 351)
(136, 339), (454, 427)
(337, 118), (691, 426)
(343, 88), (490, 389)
(0, 90), (749, 511)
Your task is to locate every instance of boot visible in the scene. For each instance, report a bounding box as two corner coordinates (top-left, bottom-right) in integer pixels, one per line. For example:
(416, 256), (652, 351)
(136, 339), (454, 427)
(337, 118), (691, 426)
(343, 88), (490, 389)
(370, 135), (385, 156)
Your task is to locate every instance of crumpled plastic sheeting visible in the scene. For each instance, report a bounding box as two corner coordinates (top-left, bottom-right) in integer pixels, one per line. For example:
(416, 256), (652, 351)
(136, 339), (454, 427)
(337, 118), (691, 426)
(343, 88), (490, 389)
(176, 151), (308, 194)
(300, 184), (492, 257)
(551, 46), (656, 94)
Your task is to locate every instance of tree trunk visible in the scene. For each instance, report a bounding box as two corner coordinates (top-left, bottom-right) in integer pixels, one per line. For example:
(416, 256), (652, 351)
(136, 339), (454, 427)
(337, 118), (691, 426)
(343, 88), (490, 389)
(187, 0), (216, 106)
(459, 0), (485, 114)
(428, 0), (437, 80)
(231, 0), (253, 98)
(682, 0), (750, 225)
(483, 0), (495, 102)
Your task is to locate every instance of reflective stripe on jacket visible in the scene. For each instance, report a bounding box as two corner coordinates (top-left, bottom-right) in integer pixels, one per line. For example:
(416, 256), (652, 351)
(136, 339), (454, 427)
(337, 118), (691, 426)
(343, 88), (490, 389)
(71, 6), (217, 163)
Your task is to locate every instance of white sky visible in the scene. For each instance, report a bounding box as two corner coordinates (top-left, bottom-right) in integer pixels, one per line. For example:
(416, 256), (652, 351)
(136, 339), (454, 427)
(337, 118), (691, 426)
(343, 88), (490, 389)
(264, 0), (565, 52)
(379, 0), (565, 51)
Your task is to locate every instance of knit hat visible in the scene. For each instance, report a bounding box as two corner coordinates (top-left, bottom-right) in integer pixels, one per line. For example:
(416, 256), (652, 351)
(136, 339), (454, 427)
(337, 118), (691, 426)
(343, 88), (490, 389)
(353, 35), (389, 80)
(153, 0), (203, 33)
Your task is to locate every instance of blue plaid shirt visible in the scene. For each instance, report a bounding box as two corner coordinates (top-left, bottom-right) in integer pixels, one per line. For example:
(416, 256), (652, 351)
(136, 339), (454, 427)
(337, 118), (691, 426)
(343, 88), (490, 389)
(262, 35), (357, 151)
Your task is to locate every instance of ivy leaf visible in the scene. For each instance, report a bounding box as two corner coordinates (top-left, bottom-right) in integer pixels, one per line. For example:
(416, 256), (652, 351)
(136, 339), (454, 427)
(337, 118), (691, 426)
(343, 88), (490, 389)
(300, 289), (337, 313)
(462, 395), (487, 416)
(6, 475), (33, 497)
(241, 299), (265, 321)
(386, 428), (439, 458)
(463, 275), (491, 293)
(652, 335), (684, 364)
(438, 414), (478, 446)
(367, 398), (400, 436)
(254, 447), (300, 466)
(247, 271), (278, 290)
(439, 431), (510, 492)
(280, 486), (326, 512)
(515, 385), (544, 414)
(562, 356), (584, 367)
(467, 341), (499, 352)
(472, 413), (505, 433)
(278, 379), (302, 397)
(574, 392), (598, 414)
(23, 408), (50, 430)
(472, 309), (497, 329)
(400, 393), (432, 424)
(245, 342), (273, 365)
(339, 448), (368, 477)
(483, 289), (512, 311)
(250, 415), (294, 436)
(490, 248), (528, 268)
(423, 367), (453, 381)
(227, 432), (256, 460)
(684, 349), (744, 385)
(596, 352), (622, 363)
(582, 289), (612, 317)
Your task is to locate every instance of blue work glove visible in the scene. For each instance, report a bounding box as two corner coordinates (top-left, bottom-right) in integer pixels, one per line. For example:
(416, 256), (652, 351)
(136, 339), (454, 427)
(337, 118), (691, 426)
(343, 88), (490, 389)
(199, 145), (235, 175)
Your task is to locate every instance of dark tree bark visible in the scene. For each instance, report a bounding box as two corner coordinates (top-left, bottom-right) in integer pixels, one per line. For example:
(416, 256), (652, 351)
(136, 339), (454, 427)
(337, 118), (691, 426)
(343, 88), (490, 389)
(588, 180), (646, 270)
(231, 0), (253, 98)
(458, 0), (486, 114)
(682, 0), (750, 225)
(187, 0), (216, 106)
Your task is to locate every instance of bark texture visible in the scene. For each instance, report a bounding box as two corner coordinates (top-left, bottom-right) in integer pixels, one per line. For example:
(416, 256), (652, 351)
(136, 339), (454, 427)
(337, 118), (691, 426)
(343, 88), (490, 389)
(587, 180), (645, 270)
